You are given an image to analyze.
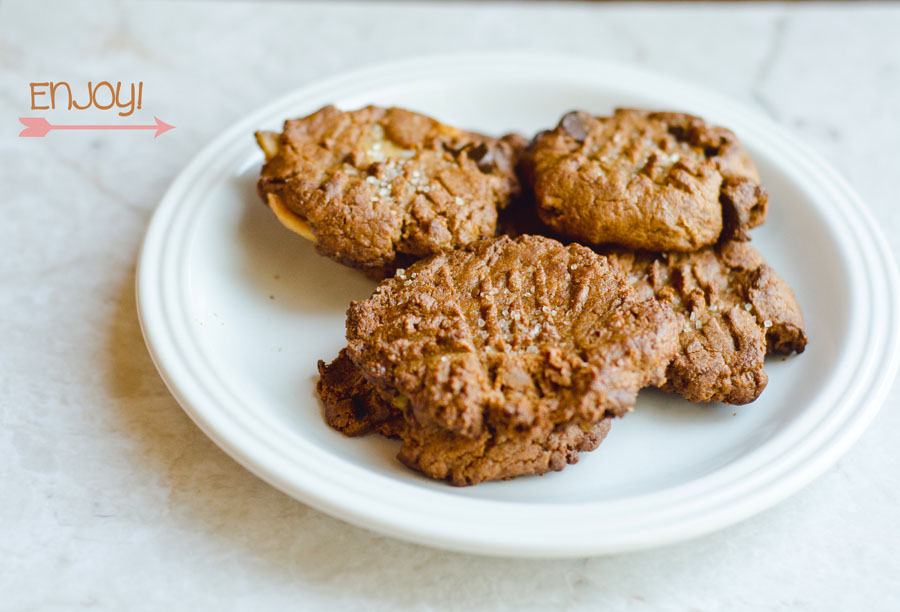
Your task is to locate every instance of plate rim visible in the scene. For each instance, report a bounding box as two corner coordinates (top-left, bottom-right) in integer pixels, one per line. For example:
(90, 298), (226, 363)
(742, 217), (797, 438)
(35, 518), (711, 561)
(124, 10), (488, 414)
(136, 52), (900, 557)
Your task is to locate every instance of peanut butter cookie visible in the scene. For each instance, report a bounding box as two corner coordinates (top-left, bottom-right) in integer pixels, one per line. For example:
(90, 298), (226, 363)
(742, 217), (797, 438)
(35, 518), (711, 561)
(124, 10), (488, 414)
(605, 240), (807, 404)
(256, 105), (524, 277)
(324, 235), (680, 485)
(525, 108), (767, 252)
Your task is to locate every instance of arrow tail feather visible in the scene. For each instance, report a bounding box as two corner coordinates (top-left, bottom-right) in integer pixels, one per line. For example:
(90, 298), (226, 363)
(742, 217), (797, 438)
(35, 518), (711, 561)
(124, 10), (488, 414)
(18, 117), (52, 138)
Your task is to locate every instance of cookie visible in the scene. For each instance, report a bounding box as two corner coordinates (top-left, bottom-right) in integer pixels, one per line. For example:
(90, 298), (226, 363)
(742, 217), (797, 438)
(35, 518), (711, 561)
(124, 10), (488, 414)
(256, 105), (524, 277)
(334, 234), (680, 485)
(317, 348), (404, 439)
(605, 240), (807, 405)
(524, 108), (768, 252)
(318, 349), (612, 485)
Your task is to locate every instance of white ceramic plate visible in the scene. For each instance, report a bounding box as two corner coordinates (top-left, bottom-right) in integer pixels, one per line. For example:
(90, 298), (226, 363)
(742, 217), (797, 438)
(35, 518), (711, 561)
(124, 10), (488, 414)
(137, 53), (900, 558)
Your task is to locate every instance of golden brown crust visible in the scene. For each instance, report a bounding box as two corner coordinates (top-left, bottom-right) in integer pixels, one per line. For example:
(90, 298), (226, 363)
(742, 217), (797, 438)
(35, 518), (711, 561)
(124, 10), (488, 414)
(605, 241), (807, 404)
(396, 416), (612, 486)
(317, 349), (403, 438)
(318, 346), (613, 486)
(347, 235), (681, 437)
(525, 108), (767, 252)
(256, 105), (524, 276)
(319, 235), (681, 485)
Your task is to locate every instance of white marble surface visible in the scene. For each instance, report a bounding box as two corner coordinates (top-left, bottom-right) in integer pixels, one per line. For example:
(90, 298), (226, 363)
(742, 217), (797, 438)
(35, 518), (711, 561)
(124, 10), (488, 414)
(2, 0), (900, 609)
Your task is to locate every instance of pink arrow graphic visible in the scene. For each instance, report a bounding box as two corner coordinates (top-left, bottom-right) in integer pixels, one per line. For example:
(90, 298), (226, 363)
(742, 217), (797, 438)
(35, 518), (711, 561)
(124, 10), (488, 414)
(19, 116), (175, 138)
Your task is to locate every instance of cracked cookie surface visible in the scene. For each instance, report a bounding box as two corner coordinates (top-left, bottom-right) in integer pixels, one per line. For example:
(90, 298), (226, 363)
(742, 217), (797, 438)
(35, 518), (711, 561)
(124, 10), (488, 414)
(318, 349), (612, 486)
(524, 108), (768, 252)
(256, 105), (524, 277)
(605, 240), (807, 404)
(331, 235), (680, 484)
